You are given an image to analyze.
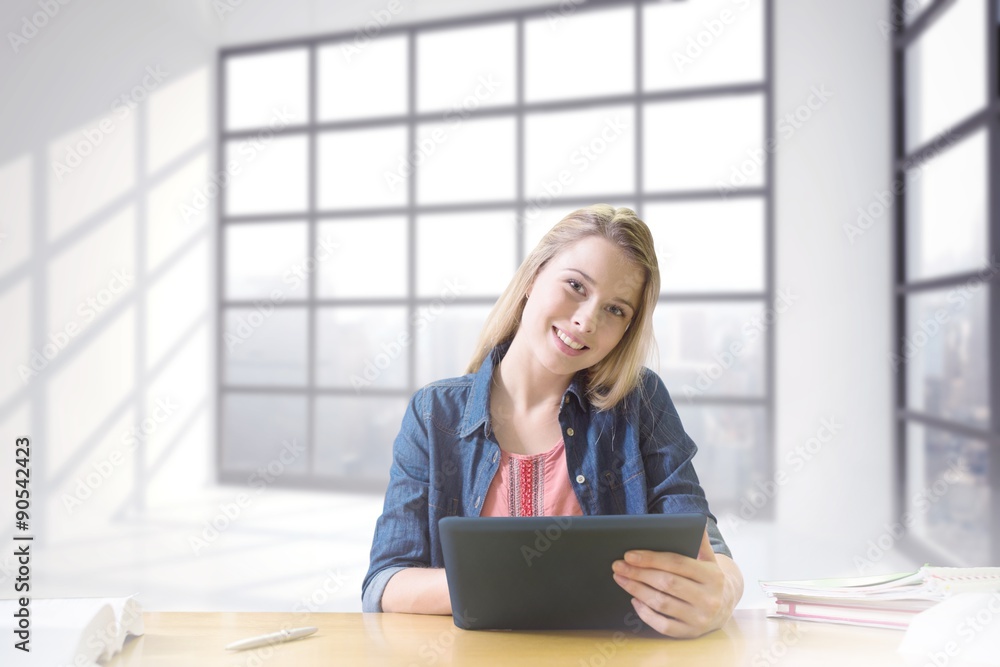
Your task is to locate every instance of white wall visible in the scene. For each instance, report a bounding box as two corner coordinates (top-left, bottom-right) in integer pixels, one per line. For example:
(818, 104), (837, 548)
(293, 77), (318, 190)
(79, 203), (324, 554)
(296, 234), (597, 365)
(770, 0), (898, 576)
(0, 0), (217, 570)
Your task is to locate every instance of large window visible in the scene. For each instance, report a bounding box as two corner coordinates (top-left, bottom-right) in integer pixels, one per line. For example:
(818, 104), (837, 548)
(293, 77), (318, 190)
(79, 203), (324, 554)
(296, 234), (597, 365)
(893, 0), (999, 564)
(217, 0), (773, 510)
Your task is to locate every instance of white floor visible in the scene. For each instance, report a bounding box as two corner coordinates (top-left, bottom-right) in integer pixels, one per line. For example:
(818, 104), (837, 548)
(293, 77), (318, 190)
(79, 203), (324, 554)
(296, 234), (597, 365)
(22, 485), (920, 613)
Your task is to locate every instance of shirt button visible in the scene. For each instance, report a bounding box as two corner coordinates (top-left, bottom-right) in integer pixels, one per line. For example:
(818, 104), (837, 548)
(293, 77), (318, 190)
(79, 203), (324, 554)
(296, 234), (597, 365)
(564, 396), (570, 404)
(566, 428), (575, 437)
(576, 474), (585, 484)
(493, 452), (499, 463)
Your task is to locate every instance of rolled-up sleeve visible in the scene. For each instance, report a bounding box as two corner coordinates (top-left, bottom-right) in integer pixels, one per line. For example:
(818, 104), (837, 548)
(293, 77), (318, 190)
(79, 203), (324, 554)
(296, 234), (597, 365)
(635, 370), (732, 559)
(362, 388), (434, 612)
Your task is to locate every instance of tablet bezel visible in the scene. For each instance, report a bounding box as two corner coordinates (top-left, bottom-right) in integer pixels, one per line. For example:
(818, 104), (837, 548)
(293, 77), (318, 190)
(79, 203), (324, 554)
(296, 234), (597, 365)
(439, 513), (706, 631)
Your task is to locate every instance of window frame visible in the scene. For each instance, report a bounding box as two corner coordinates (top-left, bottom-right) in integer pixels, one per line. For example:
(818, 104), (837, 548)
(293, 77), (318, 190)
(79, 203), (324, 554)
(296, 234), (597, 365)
(215, 0), (776, 507)
(892, 0), (1000, 564)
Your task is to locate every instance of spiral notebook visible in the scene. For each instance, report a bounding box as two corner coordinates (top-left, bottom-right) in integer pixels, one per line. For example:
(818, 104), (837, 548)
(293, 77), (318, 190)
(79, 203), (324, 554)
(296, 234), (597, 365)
(759, 566), (1000, 630)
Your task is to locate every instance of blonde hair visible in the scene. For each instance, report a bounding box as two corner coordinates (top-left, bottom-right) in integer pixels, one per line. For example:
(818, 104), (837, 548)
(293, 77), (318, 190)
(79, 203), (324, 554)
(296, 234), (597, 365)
(466, 204), (660, 411)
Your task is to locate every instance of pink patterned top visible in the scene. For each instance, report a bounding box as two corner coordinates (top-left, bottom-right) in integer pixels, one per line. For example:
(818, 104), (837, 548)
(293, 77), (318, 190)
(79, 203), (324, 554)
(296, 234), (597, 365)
(480, 438), (585, 517)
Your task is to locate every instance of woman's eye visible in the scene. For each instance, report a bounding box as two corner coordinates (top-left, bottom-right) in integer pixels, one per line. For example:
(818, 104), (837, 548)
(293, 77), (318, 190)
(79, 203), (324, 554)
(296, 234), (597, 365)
(608, 305), (625, 318)
(568, 279), (585, 293)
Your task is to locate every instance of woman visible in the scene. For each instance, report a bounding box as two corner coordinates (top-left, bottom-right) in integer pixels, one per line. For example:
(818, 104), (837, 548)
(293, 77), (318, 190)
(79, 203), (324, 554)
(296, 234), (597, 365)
(362, 205), (743, 638)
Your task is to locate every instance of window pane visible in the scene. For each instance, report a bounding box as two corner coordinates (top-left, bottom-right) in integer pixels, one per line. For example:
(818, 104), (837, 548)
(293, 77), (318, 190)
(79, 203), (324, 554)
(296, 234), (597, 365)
(905, 287), (989, 430)
(673, 404), (765, 509)
(224, 306), (308, 386)
(318, 34), (408, 121)
(416, 117), (516, 204)
(906, 130), (988, 281)
(523, 202), (636, 259)
(645, 199), (765, 293)
(225, 221), (308, 300)
(651, 302), (766, 399)
(225, 135), (308, 215)
(643, 0), (763, 91)
(317, 217), (407, 298)
(905, 0), (987, 151)
(525, 5), (634, 102)
(318, 125), (408, 209)
(315, 396), (408, 480)
(524, 106), (635, 201)
(316, 307), (408, 390)
(417, 22), (516, 112)
(906, 423), (990, 566)
(644, 95), (765, 191)
(415, 305), (492, 386)
(417, 210), (516, 298)
(225, 49), (309, 131)
(222, 393), (308, 473)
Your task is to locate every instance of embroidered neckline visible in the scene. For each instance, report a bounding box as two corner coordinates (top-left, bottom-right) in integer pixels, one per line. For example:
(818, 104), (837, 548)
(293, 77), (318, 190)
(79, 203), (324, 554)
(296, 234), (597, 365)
(500, 438), (565, 462)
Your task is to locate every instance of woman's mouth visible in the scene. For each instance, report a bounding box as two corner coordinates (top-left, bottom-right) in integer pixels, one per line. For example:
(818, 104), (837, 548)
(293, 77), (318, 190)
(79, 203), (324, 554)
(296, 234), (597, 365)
(553, 327), (588, 354)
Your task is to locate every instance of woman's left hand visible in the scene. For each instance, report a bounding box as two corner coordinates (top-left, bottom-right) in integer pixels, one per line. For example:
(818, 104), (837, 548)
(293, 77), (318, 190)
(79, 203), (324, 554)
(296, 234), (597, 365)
(611, 528), (741, 639)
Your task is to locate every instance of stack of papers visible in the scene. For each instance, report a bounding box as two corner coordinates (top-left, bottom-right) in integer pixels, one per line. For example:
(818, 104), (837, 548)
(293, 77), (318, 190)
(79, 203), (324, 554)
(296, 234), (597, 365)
(759, 566), (1000, 630)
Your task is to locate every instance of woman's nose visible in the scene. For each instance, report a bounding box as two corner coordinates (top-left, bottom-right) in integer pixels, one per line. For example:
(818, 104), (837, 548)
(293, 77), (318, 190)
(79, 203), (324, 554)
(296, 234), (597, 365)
(573, 303), (599, 333)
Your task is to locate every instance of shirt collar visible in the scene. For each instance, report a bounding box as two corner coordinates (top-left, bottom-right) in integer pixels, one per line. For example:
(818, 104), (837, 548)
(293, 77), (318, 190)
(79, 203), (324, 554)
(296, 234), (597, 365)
(459, 340), (588, 439)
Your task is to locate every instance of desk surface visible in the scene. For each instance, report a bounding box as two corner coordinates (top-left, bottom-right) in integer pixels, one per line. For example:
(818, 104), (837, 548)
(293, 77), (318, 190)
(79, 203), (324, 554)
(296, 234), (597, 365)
(108, 610), (916, 666)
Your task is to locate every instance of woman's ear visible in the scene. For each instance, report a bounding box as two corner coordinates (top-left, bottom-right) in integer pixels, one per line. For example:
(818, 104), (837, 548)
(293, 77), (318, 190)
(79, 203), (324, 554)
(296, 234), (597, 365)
(525, 277), (536, 300)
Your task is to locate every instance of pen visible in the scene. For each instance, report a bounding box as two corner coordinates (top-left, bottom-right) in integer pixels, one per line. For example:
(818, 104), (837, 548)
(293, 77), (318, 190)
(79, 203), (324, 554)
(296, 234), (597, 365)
(224, 626), (319, 651)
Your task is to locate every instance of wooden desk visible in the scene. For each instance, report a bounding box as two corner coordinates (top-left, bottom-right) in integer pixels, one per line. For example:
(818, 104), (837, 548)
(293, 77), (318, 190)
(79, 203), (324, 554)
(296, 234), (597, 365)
(108, 610), (913, 666)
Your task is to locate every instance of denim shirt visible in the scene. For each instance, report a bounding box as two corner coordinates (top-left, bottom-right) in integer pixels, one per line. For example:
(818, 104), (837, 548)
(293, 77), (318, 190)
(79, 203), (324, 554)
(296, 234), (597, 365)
(362, 342), (731, 613)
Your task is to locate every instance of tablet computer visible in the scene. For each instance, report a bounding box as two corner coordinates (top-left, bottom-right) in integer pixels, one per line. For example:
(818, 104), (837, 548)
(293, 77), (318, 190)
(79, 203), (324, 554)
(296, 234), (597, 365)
(439, 513), (706, 631)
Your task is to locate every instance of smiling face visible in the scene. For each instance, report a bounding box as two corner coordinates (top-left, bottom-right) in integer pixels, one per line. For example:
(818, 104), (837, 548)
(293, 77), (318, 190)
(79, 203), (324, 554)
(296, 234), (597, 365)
(516, 235), (645, 378)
